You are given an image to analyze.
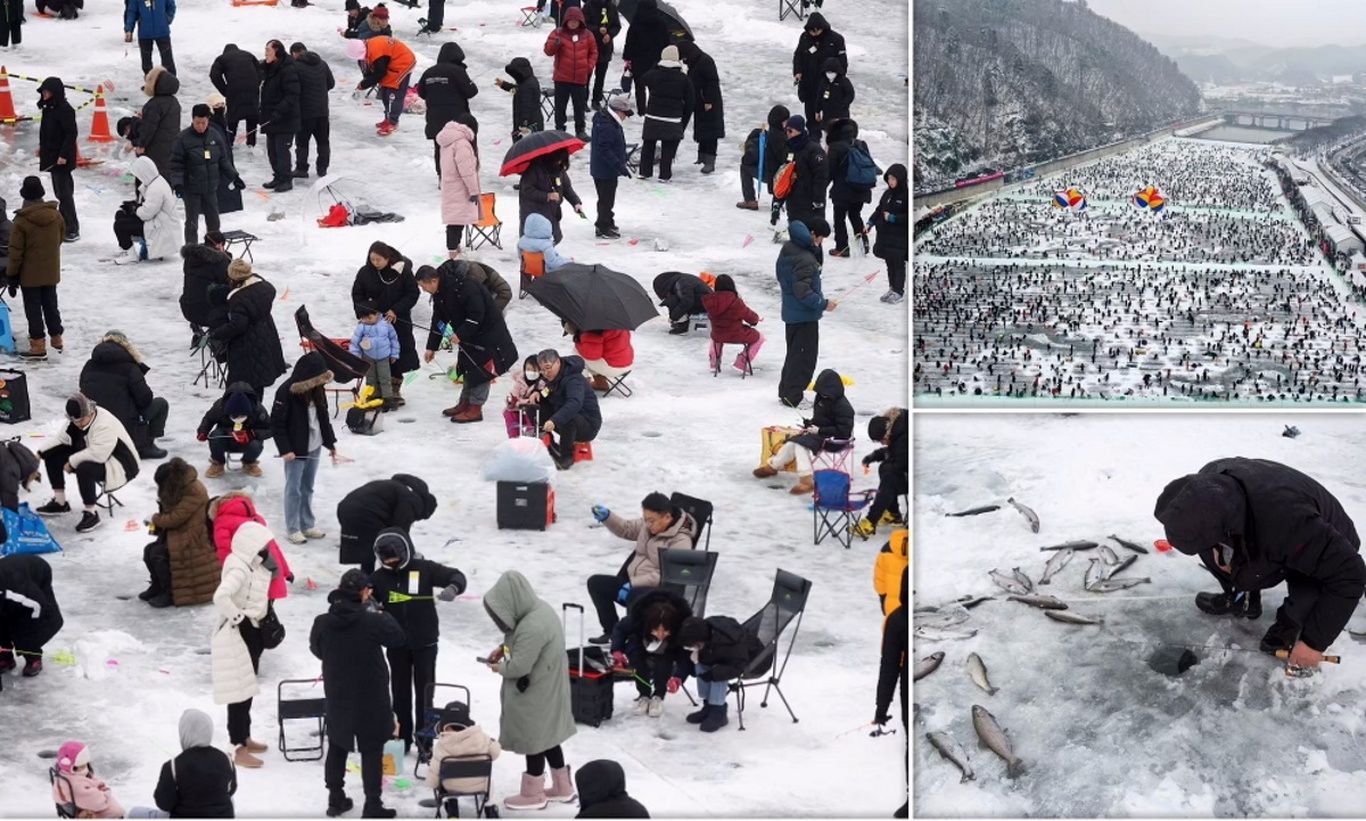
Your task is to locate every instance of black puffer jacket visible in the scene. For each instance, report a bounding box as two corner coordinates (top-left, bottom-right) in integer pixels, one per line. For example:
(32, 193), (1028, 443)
(760, 105), (789, 189)
(259, 55), (302, 135)
(817, 58), (854, 125)
(518, 155), (581, 242)
(211, 275), (288, 393)
(79, 338), (156, 436)
(865, 408), (907, 486)
(825, 118), (871, 206)
(788, 369), (854, 451)
(180, 243), (232, 328)
(336, 474), (438, 565)
(692, 615), (763, 681)
(351, 256), (420, 373)
(170, 125), (238, 195)
(0, 555), (63, 654)
(1154, 457), (1365, 651)
(540, 355), (601, 437)
(37, 78), (78, 170)
(425, 262), (519, 388)
(576, 760), (649, 819)
(676, 42), (723, 143)
(210, 45), (262, 118)
(609, 588), (691, 672)
(505, 58), (544, 136)
(293, 51), (336, 120)
(270, 352), (337, 456)
(651, 271), (711, 322)
(870, 164), (908, 261)
(368, 529), (467, 648)
(581, 0), (621, 65)
(782, 130), (828, 224)
(639, 64), (692, 142)
(622, 0), (669, 76)
(153, 745), (236, 819)
(419, 43), (479, 139)
(309, 590), (406, 747)
(197, 381), (273, 443)
(138, 67), (182, 178)
(791, 13), (847, 103)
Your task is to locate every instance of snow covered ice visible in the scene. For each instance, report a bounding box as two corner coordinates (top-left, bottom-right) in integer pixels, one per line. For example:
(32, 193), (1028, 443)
(915, 413), (1366, 817)
(0, 0), (909, 815)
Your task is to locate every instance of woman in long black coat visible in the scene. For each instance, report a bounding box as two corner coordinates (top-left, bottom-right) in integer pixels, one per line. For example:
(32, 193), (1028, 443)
(638, 47), (692, 182)
(621, 0), (670, 114)
(351, 241), (420, 403)
(180, 236), (231, 333)
(675, 42), (723, 173)
(310, 570), (407, 818)
(211, 260), (288, 399)
(418, 263), (519, 423)
(335, 473), (437, 573)
(868, 163), (908, 301)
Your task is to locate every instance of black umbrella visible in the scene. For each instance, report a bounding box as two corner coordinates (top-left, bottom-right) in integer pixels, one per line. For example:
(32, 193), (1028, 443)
(524, 263), (660, 331)
(617, 0), (693, 39)
(499, 130), (586, 176)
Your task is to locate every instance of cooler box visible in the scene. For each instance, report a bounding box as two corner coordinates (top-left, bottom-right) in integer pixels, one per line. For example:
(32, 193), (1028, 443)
(497, 481), (556, 530)
(0, 370), (31, 424)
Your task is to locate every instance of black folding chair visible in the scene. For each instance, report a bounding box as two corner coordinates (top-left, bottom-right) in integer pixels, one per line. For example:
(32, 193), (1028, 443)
(778, 0), (806, 21)
(540, 88), (555, 121)
(601, 370), (633, 398)
(221, 229), (261, 262)
(659, 548), (718, 618)
(49, 768), (77, 819)
(415, 683), (473, 779)
(432, 755), (496, 818)
(277, 678), (328, 761)
(728, 569), (813, 730)
(669, 491), (714, 551)
(625, 143), (640, 176)
(94, 486), (124, 517)
(191, 328), (228, 389)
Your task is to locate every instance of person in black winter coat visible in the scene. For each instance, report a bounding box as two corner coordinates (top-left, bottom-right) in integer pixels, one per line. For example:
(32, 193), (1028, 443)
(736, 105), (788, 210)
(336, 473), (437, 573)
(36, 77), (79, 241)
(153, 708), (237, 818)
(868, 163), (907, 302)
(310, 569), (406, 818)
(0, 554), (63, 679)
(204, 104), (244, 216)
(138, 67), (183, 181)
(638, 45), (691, 181)
(171, 106), (244, 247)
(518, 149), (583, 243)
(210, 44), (262, 147)
(418, 263), (520, 423)
(212, 260), (287, 399)
(79, 330), (170, 460)
(259, 41), (302, 192)
(857, 408), (907, 536)
(0, 0), (23, 48)
(1154, 457), (1366, 669)
(815, 57), (854, 130)
(180, 233), (232, 334)
(0, 438), (39, 517)
(197, 381), (273, 478)
(0, 196), (11, 272)
(621, 0), (670, 115)
(778, 115), (827, 227)
(675, 42), (723, 173)
(581, 0), (621, 109)
(755, 368), (853, 495)
(343, 0), (372, 37)
(368, 528), (467, 752)
(493, 58), (544, 141)
(418, 43), (479, 175)
(534, 348), (601, 469)
(824, 117), (872, 257)
(874, 568), (908, 819)
(651, 271), (711, 333)
(575, 760), (649, 819)
(351, 242), (421, 397)
(791, 13), (846, 139)
(288, 43), (335, 179)
(271, 352), (338, 542)
(609, 588), (691, 715)
(589, 95), (632, 238)
(677, 615), (763, 732)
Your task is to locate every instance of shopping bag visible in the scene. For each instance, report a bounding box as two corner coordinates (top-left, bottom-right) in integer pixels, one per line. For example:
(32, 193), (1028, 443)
(760, 425), (802, 473)
(1, 502), (62, 555)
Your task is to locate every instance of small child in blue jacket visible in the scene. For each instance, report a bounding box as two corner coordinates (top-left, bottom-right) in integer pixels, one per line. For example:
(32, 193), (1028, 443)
(351, 300), (401, 409)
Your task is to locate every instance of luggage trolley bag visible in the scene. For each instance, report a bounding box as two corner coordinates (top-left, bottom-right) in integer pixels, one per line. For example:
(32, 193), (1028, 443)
(562, 602), (614, 727)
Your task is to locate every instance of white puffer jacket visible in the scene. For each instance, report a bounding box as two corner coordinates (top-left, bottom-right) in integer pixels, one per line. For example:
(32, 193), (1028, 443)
(210, 520), (274, 705)
(131, 155), (182, 261)
(35, 407), (140, 492)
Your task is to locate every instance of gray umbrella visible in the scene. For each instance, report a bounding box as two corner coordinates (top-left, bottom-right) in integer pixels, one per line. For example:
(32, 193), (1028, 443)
(617, 0), (693, 39)
(524, 264), (659, 331)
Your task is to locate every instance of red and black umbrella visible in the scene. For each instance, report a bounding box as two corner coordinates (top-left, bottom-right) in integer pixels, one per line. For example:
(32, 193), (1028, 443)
(499, 130), (587, 176)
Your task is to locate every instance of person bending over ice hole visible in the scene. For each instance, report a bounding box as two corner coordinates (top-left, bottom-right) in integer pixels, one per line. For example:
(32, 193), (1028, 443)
(154, 709), (238, 818)
(139, 457), (219, 609)
(651, 271), (712, 335)
(677, 614), (763, 733)
(197, 382), (272, 478)
(368, 528), (467, 754)
(533, 348), (601, 470)
(35, 393), (141, 534)
(0, 554), (63, 680)
(504, 354), (546, 437)
(754, 368), (853, 496)
(608, 588), (691, 718)
(417, 263), (519, 424)
(585, 492), (697, 643)
(336, 474), (438, 575)
(1153, 457), (1366, 671)
(852, 407), (908, 538)
(79, 329), (171, 460)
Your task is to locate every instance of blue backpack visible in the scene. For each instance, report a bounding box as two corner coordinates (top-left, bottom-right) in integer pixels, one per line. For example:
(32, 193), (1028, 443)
(845, 141), (880, 189)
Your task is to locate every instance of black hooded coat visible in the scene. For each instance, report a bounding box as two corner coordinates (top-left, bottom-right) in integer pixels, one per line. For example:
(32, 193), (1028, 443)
(37, 78), (78, 170)
(336, 474), (439, 565)
(419, 43), (479, 139)
(576, 760), (649, 818)
(788, 369), (854, 451)
(309, 589), (407, 748)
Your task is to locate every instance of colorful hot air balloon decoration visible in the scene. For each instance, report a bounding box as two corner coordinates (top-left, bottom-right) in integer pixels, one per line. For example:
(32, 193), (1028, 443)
(1133, 185), (1166, 213)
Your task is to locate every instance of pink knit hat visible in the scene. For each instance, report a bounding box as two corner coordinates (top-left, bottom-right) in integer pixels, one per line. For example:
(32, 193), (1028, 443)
(55, 741), (90, 774)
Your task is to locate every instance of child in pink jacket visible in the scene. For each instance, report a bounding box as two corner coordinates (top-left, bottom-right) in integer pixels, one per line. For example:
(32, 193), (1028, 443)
(51, 741), (125, 819)
(503, 354), (545, 438)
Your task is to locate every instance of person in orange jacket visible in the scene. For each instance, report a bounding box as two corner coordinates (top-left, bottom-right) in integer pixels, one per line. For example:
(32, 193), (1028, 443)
(359, 35), (417, 136)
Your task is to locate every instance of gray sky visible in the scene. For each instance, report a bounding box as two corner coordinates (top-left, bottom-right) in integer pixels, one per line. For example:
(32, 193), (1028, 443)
(1087, 0), (1366, 47)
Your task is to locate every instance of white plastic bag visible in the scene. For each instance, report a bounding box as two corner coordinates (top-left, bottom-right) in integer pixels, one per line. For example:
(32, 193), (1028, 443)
(483, 436), (555, 484)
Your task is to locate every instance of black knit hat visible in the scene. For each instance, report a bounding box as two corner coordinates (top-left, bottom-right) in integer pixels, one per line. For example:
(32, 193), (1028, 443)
(803, 216), (831, 238)
(345, 0), (360, 9)
(337, 568), (373, 598)
(65, 392), (95, 421)
(20, 176), (44, 201)
(678, 617), (709, 646)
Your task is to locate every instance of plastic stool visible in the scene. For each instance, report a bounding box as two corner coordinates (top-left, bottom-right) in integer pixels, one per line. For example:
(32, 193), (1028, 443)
(0, 301), (15, 354)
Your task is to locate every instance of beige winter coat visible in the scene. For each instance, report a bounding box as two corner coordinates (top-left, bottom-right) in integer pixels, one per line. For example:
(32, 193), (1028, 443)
(604, 510), (697, 588)
(424, 723), (501, 794)
(210, 520), (274, 705)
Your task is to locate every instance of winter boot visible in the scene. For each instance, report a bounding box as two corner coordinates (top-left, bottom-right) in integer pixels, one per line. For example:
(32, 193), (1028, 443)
(686, 703), (713, 724)
(147, 554), (173, 606)
(700, 154), (716, 174)
(49, 334), (63, 352)
(19, 337), (46, 359)
(451, 404), (484, 423)
(851, 518), (876, 539)
(22, 656), (42, 677)
(1195, 589), (1261, 619)
(699, 703), (729, 732)
(293, 167), (309, 179)
(1260, 614), (1301, 655)
(545, 766), (576, 802)
(753, 464), (778, 478)
(590, 374), (611, 391)
(234, 746), (264, 768)
(326, 790), (354, 818)
(829, 247), (850, 258)
(243, 462), (264, 478)
(504, 773), (548, 811)
(148, 591), (173, 608)
(273, 179), (294, 192)
(859, 234), (870, 255)
(361, 802), (397, 819)
(736, 200), (759, 210)
(390, 377), (405, 406)
(442, 399), (470, 418)
(789, 475), (814, 496)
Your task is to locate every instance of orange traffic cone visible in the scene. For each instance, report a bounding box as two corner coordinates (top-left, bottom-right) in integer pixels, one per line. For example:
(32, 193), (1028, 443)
(0, 66), (27, 125)
(87, 83), (114, 142)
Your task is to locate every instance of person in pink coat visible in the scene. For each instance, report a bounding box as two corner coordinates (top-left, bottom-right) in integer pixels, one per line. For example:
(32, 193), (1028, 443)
(51, 741), (126, 819)
(210, 491), (293, 601)
(437, 115), (482, 260)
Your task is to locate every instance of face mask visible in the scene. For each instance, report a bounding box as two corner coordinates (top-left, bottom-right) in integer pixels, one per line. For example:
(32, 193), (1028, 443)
(687, 646), (700, 663)
(231, 415), (247, 425)
(525, 370), (539, 382)
(825, 73), (837, 81)
(645, 637), (664, 654)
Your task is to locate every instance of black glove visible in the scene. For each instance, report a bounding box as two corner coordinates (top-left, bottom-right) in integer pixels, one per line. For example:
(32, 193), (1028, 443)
(173, 184), (183, 197)
(6, 282), (16, 299)
(873, 711), (891, 726)
(231, 177), (246, 191)
(515, 675), (530, 693)
(861, 454), (875, 467)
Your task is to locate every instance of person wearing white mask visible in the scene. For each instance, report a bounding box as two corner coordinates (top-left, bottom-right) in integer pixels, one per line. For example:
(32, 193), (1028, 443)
(605, 587), (692, 718)
(196, 382), (272, 479)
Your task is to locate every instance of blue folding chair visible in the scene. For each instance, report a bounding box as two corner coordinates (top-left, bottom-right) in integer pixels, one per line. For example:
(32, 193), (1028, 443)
(812, 469), (874, 549)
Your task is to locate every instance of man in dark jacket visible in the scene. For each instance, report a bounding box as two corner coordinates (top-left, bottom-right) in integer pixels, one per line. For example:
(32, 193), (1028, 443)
(367, 528), (467, 752)
(736, 105), (789, 210)
(197, 381), (272, 478)
(779, 115), (827, 227)
(533, 348), (601, 469)
(816, 57), (854, 130)
(609, 587), (691, 717)
(621, 0), (669, 115)
(638, 46), (691, 182)
(124, 0), (176, 76)
(824, 117), (872, 257)
(153, 708), (237, 818)
(417, 42), (479, 176)
(209, 44), (262, 147)
(774, 218), (834, 408)
(856, 408), (907, 537)
(581, 0), (621, 110)
(79, 330), (170, 460)
(589, 94), (632, 239)
(493, 57), (544, 141)
(336, 473), (438, 574)
(260, 41), (302, 192)
(36, 77), (79, 242)
(418, 263), (520, 423)
(310, 569), (406, 819)
(212, 260), (288, 398)
(1154, 457), (1366, 670)
(137, 66), (182, 181)
(0, 554), (63, 679)
(575, 759), (648, 819)
(791, 13), (846, 139)
(180, 232), (232, 333)
(289, 43), (335, 179)
(675, 42), (723, 174)
(874, 568), (908, 818)
(651, 271), (711, 334)
(678, 614), (763, 732)
(869, 164), (907, 302)
(170, 105), (243, 247)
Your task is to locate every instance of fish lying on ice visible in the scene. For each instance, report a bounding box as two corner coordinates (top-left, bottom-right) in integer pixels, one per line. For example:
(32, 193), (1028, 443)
(1108, 534), (1148, 554)
(927, 731), (975, 783)
(1038, 548), (1074, 585)
(1007, 497), (1040, 533)
(1044, 610), (1104, 625)
(971, 705), (1025, 778)
(914, 651), (945, 681)
(1040, 540), (1099, 552)
(967, 652), (999, 695)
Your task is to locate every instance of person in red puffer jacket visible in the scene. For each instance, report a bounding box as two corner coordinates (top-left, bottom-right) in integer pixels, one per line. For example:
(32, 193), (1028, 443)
(701, 274), (764, 373)
(209, 491), (293, 602)
(544, 6), (598, 139)
(566, 320), (633, 391)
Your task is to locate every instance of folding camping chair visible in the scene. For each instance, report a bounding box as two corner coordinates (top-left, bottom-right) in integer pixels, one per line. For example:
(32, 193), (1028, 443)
(191, 329), (228, 389)
(778, 0), (806, 22)
(465, 193), (503, 251)
(811, 437), (856, 474)
(625, 143), (640, 176)
(669, 491), (714, 551)
(711, 341), (754, 378)
(519, 251), (545, 299)
(414, 683), (474, 779)
(812, 469), (875, 549)
(49, 768), (77, 819)
(600, 370), (633, 398)
(277, 679), (328, 761)
(659, 548), (718, 618)
(295, 306), (370, 417)
(540, 88), (555, 121)
(432, 755), (497, 818)
(728, 569), (812, 730)
(221, 229), (261, 262)
(518, 5), (542, 25)
(93, 485), (124, 517)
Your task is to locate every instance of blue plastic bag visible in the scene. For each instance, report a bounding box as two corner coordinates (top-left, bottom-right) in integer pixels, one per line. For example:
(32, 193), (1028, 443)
(1, 502), (62, 556)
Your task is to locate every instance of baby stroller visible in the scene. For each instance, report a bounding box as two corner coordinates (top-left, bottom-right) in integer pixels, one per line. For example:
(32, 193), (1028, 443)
(415, 683), (500, 818)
